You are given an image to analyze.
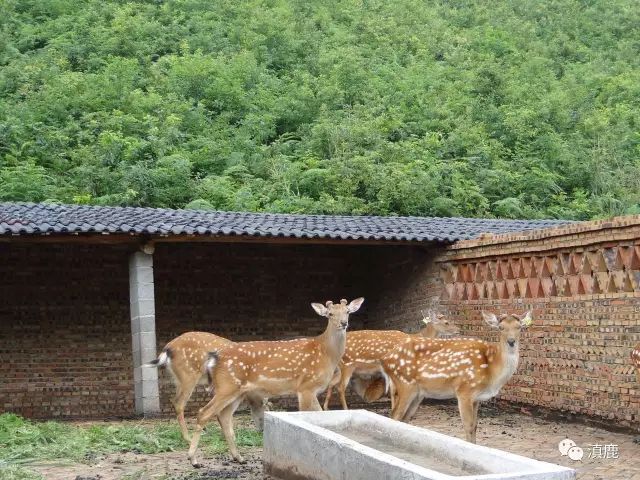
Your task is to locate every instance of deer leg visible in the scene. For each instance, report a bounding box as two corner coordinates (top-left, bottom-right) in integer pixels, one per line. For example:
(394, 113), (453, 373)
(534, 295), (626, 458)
(403, 394), (423, 422)
(188, 390), (241, 468)
(389, 381), (397, 411)
(338, 365), (355, 410)
(217, 398), (245, 463)
(172, 378), (197, 442)
(391, 383), (417, 422)
(457, 396), (477, 444)
(323, 386), (334, 410)
(471, 400), (480, 441)
(323, 365), (342, 410)
(245, 392), (266, 431)
(298, 391), (322, 411)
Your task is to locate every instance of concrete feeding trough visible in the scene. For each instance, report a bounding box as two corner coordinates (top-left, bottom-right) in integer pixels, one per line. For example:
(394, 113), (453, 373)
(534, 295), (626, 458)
(263, 410), (575, 480)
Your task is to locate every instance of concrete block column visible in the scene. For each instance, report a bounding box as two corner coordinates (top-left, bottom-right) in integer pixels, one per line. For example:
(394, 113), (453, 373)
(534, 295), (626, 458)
(129, 249), (160, 415)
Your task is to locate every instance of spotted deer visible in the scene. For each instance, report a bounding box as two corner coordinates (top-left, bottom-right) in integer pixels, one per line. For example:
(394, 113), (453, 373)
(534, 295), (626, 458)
(323, 310), (459, 410)
(382, 310), (532, 443)
(146, 332), (266, 442)
(187, 298), (364, 466)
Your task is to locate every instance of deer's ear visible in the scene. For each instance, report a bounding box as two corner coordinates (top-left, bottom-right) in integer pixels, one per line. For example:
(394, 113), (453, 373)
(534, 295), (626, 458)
(311, 303), (328, 317)
(518, 310), (533, 328)
(482, 311), (500, 329)
(347, 297), (365, 313)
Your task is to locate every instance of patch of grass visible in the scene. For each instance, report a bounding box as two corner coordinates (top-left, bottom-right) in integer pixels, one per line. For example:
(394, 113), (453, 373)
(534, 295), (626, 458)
(0, 413), (262, 467)
(0, 465), (44, 480)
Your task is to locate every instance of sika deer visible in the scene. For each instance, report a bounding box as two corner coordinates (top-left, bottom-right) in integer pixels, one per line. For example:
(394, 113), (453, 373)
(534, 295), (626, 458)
(323, 310), (459, 410)
(187, 298), (364, 466)
(382, 310), (532, 443)
(146, 332), (266, 442)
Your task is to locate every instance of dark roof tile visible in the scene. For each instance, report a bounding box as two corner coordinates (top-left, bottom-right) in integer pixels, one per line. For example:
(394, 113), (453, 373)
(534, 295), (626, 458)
(0, 202), (574, 243)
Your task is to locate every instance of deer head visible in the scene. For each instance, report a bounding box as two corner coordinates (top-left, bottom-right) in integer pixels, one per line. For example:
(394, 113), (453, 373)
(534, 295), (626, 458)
(311, 297), (365, 330)
(420, 309), (460, 337)
(481, 310), (532, 351)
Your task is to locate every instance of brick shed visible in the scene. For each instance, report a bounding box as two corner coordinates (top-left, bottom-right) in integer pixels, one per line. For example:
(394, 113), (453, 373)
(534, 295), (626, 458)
(1, 203), (638, 429)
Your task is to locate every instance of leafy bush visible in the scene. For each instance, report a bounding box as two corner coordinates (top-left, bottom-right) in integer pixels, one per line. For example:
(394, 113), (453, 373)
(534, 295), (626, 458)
(1, 0), (639, 219)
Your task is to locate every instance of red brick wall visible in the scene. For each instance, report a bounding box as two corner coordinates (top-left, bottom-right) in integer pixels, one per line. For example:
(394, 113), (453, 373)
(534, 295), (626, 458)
(0, 241), (386, 418)
(6, 215), (639, 425)
(0, 244), (134, 418)
(435, 218), (640, 427)
(363, 246), (445, 332)
(153, 242), (377, 414)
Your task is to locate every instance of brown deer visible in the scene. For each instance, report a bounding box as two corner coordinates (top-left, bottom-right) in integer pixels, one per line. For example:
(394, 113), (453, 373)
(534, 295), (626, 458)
(187, 297), (365, 466)
(382, 310), (532, 443)
(146, 332), (266, 442)
(323, 310), (459, 410)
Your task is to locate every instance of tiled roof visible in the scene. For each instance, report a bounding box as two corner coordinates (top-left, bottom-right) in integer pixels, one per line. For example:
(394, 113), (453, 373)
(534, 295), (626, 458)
(0, 202), (574, 243)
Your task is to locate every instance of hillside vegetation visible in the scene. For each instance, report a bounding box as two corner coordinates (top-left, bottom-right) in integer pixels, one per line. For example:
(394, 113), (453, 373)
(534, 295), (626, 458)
(1, 0), (639, 219)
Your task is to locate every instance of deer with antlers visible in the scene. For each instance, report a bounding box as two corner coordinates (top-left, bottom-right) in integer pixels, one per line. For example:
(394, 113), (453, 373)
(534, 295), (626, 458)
(382, 310), (532, 443)
(322, 310), (459, 410)
(146, 332), (266, 442)
(187, 297), (364, 466)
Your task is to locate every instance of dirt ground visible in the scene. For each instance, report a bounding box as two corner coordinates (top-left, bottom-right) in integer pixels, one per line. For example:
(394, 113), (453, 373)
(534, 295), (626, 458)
(29, 402), (640, 480)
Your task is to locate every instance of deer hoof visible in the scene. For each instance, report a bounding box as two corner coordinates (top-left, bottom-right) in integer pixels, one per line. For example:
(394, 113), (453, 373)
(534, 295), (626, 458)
(191, 461), (203, 469)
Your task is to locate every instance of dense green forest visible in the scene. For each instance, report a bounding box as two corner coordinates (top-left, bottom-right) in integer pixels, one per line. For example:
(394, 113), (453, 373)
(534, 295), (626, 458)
(1, 0), (639, 219)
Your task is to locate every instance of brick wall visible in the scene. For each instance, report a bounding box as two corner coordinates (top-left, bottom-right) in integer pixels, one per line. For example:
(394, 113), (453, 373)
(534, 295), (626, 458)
(5, 215), (639, 424)
(434, 217), (640, 427)
(153, 242), (378, 414)
(363, 246), (445, 332)
(0, 244), (134, 418)
(0, 241), (386, 418)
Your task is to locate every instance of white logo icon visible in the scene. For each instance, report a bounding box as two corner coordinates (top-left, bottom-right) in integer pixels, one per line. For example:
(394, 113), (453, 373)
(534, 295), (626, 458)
(558, 439), (576, 456)
(567, 446), (584, 461)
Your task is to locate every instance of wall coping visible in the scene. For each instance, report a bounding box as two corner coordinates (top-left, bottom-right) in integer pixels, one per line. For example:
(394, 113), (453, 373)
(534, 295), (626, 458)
(447, 214), (640, 258)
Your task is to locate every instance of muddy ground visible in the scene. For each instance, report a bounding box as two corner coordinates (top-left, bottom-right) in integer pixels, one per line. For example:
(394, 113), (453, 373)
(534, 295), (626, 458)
(28, 402), (640, 480)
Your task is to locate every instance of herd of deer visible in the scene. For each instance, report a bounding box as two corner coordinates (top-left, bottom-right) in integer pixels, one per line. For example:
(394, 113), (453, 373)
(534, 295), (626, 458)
(147, 297), (640, 468)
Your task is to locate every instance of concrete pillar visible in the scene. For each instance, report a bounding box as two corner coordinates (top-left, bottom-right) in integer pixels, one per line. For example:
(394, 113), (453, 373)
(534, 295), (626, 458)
(129, 248), (160, 415)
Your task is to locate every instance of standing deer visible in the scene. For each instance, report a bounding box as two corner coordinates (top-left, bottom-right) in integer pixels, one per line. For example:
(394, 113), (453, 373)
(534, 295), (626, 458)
(187, 297), (365, 466)
(382, 310), (532, 443)
(145, 332), (266, 442)
(323, 310), (459, 410)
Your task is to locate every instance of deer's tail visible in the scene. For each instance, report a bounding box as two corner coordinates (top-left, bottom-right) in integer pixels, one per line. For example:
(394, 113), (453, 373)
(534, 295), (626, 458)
(144, 348), (171, 368)
(205, 351), (219, 395)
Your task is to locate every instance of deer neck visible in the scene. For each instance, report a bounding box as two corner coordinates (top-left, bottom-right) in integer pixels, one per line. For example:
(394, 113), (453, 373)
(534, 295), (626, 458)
(488, 341), (520, 387)
(318, 325), (347, 363)
(419, 324), (436, 338)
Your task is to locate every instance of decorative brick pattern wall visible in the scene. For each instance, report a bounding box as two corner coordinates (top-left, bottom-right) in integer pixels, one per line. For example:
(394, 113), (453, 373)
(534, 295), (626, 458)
(435, 216), (640, 427)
